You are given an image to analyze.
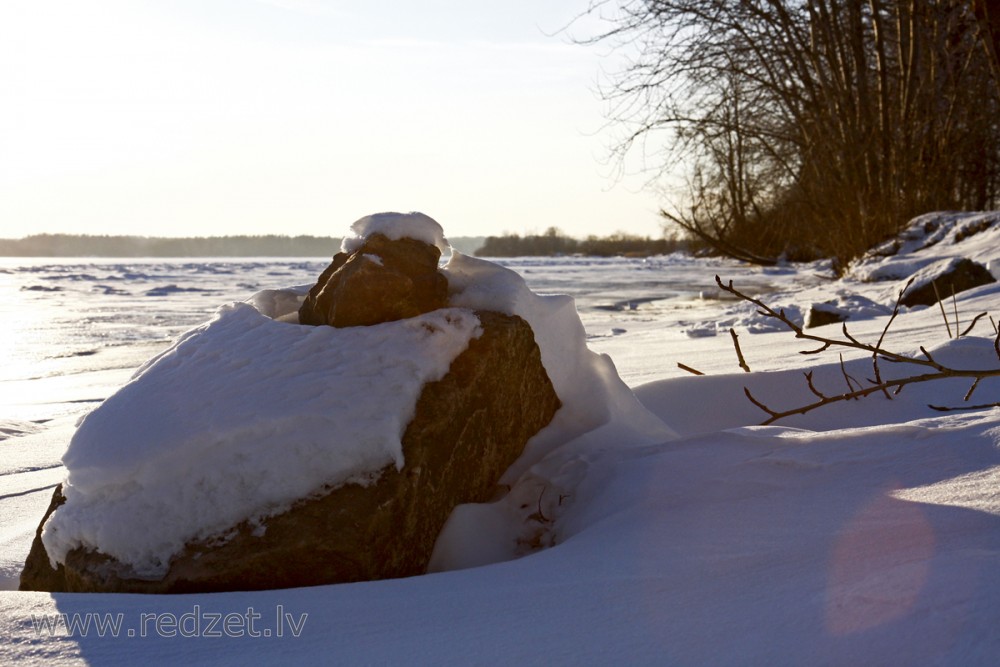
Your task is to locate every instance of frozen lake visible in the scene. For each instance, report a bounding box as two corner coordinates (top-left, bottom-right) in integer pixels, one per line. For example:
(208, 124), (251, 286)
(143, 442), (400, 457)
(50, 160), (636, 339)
(0, 253), (779, 423)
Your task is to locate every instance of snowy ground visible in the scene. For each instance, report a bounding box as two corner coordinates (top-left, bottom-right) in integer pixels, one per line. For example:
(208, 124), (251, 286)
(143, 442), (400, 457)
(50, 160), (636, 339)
(3, 212), (1000, 665)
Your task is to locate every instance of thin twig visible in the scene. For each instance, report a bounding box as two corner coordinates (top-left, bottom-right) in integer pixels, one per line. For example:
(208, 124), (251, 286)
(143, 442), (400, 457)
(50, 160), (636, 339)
(677, 362), (705, 376)
(964, 377), (983, 402)
(748, 369), (1000, 424)
(839, 353), (861, 396)
(730, 328), (751, 372)
(929, 402), (1000, 413)
(805, 371), (828, 399)
(920, 346), (943, 368)
(960, 312), (988, 337)
(933, 280), (953, 338)
(870, 277), (913, 399)
(531, 487), (550, 524)
(841, 322), (862, 346)
(743, 387), (777, 420)
(952, 285), (960, 337)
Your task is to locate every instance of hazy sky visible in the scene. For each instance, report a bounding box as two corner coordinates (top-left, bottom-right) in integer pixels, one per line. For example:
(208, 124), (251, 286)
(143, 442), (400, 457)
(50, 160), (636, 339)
(0, 0), (665, 240)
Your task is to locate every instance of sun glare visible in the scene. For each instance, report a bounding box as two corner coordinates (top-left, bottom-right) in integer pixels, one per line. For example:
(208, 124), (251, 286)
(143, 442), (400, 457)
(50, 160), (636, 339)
(0, 0), (664, 240)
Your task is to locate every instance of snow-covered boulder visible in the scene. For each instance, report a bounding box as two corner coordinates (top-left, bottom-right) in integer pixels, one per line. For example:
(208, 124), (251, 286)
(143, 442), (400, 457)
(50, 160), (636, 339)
(22, 312), (560, 593)
(20, 213), (563, 593)
(804, 303), (849, 329)
(897, 257), (995, 308)
(850, 211), (1000, 284)
(744, 212), (1000, 334)
(804, 294), (890, 329)
(21, 211), (675, 593)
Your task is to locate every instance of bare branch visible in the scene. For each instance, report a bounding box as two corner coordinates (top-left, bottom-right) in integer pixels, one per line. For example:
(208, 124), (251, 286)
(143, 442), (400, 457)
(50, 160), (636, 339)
(929, 402), (1000, 413)
(952, 285), (961, 337)
(919, 346), (944, 369)
(933, 280), (954, 339)
(717, 275), (920, 365)
(730, 328), (751, 372)
(576, 0), (1000, 269)
(678, 362), (705, 376)
(744, 387), (780, 422)
(747, 368), (1000, 424)
(960, 312), (988, 337)
(841, 323), (862, 346)
(839, 353), (861, 396)
(871, 276), (914, 399)
(718, 277), (1000, 425)
(805, 371), (828, 399)
(965, 376), (983, 402)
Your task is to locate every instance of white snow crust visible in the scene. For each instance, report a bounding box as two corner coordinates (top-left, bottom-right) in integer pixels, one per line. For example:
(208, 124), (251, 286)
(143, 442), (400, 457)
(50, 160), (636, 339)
(340, 212), (449, 254)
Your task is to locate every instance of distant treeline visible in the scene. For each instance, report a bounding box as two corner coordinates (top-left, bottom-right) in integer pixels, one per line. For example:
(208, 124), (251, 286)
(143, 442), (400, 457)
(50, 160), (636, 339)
(475, 229), (683, 258)
(0, 234), (337, 257)
(0, 234), (486, 257)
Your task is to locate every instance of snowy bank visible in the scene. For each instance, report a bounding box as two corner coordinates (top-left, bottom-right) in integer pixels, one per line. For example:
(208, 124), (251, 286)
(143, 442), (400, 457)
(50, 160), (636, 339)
(4, 211), (1000, 665)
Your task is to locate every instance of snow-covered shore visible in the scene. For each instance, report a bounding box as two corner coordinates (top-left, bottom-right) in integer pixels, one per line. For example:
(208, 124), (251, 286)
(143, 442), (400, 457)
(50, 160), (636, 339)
(4, 211), (1000, 665)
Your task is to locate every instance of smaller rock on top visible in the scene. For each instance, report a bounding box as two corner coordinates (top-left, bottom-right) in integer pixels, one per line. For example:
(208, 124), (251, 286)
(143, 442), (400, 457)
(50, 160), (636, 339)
(341, 212), (450, 254)
(299, 213), (450, 327)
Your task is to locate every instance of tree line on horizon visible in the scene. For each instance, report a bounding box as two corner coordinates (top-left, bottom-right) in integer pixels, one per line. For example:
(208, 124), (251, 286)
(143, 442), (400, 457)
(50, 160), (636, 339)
(0, 233), (488, 257)
(583, 0), (1000, 272)
(0, 234), (343, 257)
(474, 227), (684, 257)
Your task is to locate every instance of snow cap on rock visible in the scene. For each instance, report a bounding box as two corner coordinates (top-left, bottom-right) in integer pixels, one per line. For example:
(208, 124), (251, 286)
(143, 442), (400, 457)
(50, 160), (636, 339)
(342, 212), (450, 254)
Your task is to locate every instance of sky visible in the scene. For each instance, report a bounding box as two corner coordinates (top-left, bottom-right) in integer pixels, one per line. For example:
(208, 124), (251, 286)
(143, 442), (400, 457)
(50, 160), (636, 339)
(0, 0), (667, 241)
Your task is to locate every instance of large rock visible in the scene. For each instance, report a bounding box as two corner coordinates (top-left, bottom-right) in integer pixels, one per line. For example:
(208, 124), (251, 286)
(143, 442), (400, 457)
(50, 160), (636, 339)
(298, 233), (449, 327)
(21, 311), (561, 593)
(20, 485), (67, 592)
(900, 258), (995, 307)
(804, 303), (848, 329)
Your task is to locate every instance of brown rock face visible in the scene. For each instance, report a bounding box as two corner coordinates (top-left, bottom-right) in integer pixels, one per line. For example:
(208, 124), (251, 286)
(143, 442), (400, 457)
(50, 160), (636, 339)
(900, 258), (995, 307)
(21, 311), (561, 593)
(298, 233), (449, 327)
(805, 304), (848, 329)
(19, 485), (67, 592)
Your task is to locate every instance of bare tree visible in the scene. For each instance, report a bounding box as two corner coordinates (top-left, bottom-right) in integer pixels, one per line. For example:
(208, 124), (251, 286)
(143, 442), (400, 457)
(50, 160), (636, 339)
(579, 0), (1000, 271)
(973, 0), (1000, 95)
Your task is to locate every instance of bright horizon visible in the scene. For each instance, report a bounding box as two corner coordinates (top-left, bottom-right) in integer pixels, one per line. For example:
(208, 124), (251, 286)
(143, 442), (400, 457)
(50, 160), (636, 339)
(0, 0), (667, 242)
